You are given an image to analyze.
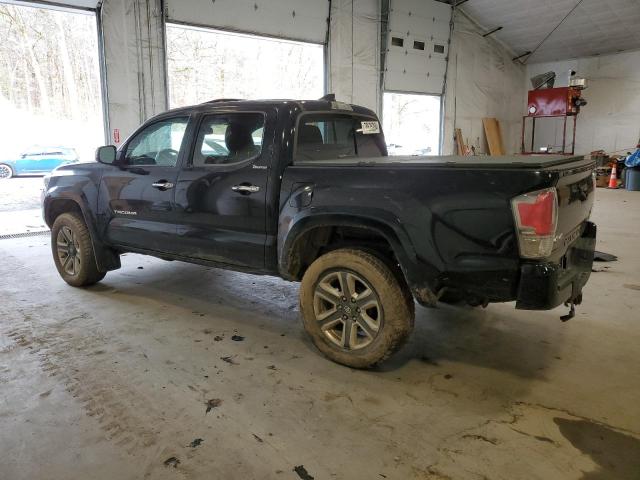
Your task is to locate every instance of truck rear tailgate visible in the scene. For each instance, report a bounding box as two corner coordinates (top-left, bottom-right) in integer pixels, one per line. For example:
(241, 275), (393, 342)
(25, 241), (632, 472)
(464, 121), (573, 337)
(515, 157), (596, 310)
(550, 158), (595, 258)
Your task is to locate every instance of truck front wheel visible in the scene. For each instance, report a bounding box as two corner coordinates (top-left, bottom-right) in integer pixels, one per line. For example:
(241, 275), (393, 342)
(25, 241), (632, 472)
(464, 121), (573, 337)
(51, 212), (106, 287)
(300, 249), (414, 368)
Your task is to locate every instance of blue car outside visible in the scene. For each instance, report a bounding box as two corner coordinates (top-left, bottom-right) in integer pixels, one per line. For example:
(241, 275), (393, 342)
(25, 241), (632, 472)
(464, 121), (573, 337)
(0, 146), (79, 178)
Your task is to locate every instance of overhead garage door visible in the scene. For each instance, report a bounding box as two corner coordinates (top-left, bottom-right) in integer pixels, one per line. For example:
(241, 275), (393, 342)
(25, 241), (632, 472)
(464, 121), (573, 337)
(165, 24), (325, 106)
(164, 0), (329, 44)
(384, 0), (452, 95)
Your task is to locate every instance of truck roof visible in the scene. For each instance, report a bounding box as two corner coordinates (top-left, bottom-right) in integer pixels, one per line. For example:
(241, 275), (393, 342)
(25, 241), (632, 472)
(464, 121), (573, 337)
(160, 98), (378, 119)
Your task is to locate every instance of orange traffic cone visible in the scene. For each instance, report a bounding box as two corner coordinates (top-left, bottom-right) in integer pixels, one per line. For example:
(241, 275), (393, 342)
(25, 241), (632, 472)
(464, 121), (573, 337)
(608, 164), (618, 189)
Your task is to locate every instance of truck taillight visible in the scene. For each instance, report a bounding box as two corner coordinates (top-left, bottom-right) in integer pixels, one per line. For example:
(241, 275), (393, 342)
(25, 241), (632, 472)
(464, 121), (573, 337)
(511, 187), (558, 258)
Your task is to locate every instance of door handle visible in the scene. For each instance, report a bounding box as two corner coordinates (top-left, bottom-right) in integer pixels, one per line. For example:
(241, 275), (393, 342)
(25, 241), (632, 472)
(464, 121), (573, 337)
(232, 184), (260, 194)
(152, 180), (174, 190)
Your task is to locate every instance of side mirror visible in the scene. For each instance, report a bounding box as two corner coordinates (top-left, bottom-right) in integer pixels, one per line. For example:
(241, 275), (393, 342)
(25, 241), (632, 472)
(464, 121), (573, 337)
(96, 145), (117, 164)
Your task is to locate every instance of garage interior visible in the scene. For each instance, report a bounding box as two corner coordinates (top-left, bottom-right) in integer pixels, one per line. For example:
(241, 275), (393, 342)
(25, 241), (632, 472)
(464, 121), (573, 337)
(1, 0), (640, 479)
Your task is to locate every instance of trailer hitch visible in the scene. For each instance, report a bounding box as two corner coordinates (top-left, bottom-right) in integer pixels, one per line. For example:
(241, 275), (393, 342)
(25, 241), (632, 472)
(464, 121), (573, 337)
(560, 293), (582, 322)
(560, 302), (575, 322)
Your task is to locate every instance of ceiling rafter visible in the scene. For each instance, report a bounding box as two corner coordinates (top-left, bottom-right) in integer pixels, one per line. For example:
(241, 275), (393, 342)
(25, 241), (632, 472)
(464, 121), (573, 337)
(436, 0), (640, 63)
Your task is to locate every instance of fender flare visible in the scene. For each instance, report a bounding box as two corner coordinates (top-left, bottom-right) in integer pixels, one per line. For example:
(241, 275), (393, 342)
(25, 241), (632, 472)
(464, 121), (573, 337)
(278, 211), (419, 283)
(44, 193), (120, 272)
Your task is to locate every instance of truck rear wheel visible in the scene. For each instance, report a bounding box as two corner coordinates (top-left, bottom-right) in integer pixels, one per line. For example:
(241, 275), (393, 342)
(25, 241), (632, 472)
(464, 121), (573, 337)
(51, 212), (106, 287)
(300, 249), (414, 368)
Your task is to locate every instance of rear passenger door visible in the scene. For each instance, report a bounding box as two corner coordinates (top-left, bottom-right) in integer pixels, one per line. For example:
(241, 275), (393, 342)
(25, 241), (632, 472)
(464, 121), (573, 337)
(173, 109), (275, 269)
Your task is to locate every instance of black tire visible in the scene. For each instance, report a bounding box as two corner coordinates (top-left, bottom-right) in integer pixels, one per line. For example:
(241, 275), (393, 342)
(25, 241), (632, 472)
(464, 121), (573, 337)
(51, 212), (106, 287)
(300, 248), (414, 368)
(0, 164), (13, 179)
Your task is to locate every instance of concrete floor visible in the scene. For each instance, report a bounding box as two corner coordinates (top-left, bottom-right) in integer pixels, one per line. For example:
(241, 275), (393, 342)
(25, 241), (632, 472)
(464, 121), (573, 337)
(1, 189), (639, 480)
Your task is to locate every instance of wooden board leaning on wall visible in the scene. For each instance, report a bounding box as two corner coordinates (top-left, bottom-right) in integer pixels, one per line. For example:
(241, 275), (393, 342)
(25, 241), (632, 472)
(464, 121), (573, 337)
(482, 118), (505, 156)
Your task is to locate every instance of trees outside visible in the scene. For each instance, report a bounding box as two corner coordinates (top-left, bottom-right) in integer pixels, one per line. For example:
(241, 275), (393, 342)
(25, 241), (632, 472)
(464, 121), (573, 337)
(383, 92), (441, 155)
(166, 24), (324, 107)
(0, 9), (323, 163)
(0, 4), (104, 162)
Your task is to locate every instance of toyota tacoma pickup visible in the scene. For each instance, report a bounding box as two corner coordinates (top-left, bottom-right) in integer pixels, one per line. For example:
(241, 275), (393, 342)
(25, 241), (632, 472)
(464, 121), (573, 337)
(42, 98), (596, 368)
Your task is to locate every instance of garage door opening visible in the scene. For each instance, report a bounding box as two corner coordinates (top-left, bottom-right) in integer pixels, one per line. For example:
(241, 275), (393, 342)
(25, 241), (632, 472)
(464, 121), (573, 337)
(383, 92), (441, 156)
(166, 23), (324, 107)
(0, 2), (104, 234)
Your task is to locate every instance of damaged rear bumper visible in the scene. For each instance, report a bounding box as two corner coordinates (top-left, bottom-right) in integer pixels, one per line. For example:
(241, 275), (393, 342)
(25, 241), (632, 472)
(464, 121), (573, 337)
(515, 221), (596, 310)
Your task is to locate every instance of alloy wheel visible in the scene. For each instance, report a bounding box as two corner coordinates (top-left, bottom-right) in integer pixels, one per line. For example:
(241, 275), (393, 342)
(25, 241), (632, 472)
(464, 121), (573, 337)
(56, 226), (81, 276)
(312, 270), (383, 350)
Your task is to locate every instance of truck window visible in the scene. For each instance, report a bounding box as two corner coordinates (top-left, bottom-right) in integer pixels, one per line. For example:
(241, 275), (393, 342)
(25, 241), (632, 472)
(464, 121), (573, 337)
(124, 116), (189, 167)
(192, 113), (264, 167)
(295, 114), (386, 162)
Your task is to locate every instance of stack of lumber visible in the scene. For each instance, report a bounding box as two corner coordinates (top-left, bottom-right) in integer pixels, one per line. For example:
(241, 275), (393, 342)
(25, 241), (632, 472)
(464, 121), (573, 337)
(455, 128), (473, 156)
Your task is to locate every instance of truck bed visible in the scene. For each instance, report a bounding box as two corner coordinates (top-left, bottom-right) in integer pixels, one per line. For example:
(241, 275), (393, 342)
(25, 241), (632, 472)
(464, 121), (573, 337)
(282, 151), (595, 306)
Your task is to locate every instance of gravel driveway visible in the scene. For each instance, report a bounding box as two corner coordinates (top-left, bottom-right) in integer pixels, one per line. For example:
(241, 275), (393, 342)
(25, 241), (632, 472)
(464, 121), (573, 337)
(0, 177), (44, 212)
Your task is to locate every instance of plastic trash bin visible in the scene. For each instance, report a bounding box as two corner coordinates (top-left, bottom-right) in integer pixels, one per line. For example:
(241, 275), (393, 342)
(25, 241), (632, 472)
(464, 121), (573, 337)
(626, 167), (640, 191)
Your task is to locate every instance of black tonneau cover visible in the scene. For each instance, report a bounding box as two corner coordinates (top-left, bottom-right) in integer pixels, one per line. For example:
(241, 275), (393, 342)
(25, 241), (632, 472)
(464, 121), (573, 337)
(295, 155), (592, 170)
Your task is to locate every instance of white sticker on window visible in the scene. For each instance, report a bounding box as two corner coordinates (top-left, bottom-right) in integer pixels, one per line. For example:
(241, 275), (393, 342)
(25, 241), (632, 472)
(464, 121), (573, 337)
(359, 121), (380, 135)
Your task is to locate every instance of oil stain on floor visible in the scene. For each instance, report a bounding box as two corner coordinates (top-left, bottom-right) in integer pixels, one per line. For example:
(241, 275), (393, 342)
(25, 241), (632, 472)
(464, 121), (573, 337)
(554, 417), (640, 479)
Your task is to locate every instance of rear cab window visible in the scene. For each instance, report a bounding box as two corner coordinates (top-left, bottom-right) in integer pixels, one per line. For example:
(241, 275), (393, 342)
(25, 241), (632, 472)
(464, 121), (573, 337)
(294, 113), (387, 163)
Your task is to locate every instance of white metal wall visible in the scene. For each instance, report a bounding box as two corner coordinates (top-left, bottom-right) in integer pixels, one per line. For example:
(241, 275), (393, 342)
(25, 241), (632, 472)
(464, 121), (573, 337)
(328, 0), (380, 113)
(164, 0), (329, 44)
(442, 11), (526, 154)
(384, 0), (451, 95)
(100, 0), (167, 145)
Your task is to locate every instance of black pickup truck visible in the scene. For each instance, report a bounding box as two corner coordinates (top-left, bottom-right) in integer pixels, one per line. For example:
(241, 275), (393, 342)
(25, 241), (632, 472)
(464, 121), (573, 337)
(42, 98), (596, 367)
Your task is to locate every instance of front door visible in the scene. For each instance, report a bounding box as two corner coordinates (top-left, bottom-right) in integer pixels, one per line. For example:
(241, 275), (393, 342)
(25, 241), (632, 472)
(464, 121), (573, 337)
(100, 115), (191, 253)
(173, 110), (273, 269)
